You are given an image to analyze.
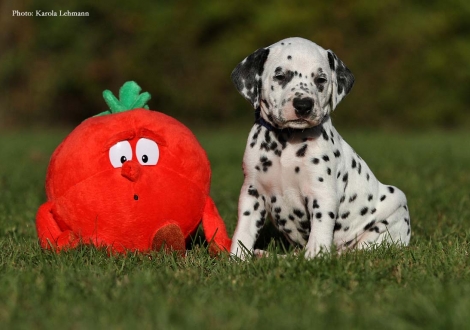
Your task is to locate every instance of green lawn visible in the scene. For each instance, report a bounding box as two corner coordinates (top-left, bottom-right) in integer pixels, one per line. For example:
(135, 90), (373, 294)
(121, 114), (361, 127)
(0, 127), (469, 329)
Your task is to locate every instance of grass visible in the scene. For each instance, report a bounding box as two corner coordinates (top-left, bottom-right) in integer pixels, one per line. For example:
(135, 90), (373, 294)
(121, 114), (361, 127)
(0, 126), (469, 329)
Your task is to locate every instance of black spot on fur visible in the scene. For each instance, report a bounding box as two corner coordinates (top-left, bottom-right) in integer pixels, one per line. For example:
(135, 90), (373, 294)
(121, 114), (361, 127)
(381, 220), (389, 225)
(296, 144), (308, 157)
(312, 158), (320, 164)
(349, 194), (357, 203)
(380, 195), (386, 202)
(315, 212), (322, 219)
(289, 214), (295, 220)
(312, 199), (320, 209)
(340, 195), (345, 203)
(287, 55), (292, 60)
(321, 128), (329, 141)
(371, 208), (376, 214)
(271, 196), (277, 203)
(254, 202), (260, 211)
(388, 186), (395, 193)
(368, 194), (373, 201)
(243, 211), (250, 216)
(293, 209), (305, 218)
(322, 155), (330, 162)
(248, 187), (259, 198)
(328, 212), (335, 219)
(334, 222), (342, 231)
(262, 166), (271, 173)
(333, 150), (341, 158)
(260, 156), (273, 172)
(364, 220), (376, 231)
(341, 211), (350, 219)
(360, 207), (369, 216)
(352, 159), (357, 168)
(342, 173), (349, 182)
(327, 168), (331, 175)
(295, 166), (300, 173)
(274, 207), (282, 213)
(318, 177), (324, 182)
(264, 130), (271, 143)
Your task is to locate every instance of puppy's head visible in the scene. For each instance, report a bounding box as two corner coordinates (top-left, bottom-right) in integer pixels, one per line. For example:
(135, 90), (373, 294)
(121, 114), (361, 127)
(232, 37), (355, 129)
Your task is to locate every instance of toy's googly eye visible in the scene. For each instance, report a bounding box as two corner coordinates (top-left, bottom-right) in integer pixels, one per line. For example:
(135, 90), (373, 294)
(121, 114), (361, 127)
(109, 141), (132, 168)
(136, 138), (159, 166)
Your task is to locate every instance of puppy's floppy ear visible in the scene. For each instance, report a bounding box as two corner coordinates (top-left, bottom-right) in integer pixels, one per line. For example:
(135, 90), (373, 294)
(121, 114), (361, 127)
(231, 47), (270, 109)
(327, 50), (355, 111)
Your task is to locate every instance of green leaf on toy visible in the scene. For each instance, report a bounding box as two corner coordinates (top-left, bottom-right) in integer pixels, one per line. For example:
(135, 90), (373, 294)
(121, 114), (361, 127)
(96, 81), (151, 116)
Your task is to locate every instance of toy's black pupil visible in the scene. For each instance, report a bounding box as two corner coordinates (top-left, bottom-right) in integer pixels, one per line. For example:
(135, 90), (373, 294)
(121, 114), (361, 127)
(120, 156), (127, 163)
(142, 155), (148, 163)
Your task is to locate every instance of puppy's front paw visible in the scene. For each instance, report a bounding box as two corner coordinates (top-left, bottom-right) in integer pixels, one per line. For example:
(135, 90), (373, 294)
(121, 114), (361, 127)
(304, 243), (330, 259)
(304, 249), (319, 259)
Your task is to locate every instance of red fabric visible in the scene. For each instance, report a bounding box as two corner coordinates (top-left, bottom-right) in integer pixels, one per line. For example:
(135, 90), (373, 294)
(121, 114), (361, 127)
(36, 109), (231, 254)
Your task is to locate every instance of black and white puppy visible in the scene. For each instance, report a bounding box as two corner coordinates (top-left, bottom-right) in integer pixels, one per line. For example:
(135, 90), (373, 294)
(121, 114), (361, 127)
(230, 37), (410, 259)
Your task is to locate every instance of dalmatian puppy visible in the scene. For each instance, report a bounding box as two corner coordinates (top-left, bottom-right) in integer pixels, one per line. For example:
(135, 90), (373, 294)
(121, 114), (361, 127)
(230, 37), (410, 259)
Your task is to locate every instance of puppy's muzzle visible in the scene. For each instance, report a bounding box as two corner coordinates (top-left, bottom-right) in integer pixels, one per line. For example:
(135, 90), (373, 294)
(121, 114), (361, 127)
(293, 97), (314, 118)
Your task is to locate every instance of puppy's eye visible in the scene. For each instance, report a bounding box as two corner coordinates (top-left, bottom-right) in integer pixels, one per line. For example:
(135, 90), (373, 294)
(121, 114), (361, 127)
(274, 73), (286, 81)
(315, 77), (327, 84)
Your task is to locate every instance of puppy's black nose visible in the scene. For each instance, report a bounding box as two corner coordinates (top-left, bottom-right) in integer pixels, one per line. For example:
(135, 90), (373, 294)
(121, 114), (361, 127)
(293, 97), (314, 117)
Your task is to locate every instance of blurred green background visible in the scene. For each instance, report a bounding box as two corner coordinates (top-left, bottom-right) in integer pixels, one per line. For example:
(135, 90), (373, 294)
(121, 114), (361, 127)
(1, 0), (469, 129)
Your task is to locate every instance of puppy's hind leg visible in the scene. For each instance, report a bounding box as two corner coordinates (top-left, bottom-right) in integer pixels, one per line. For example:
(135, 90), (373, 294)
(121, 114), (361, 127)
(230, 185), (267, 259)
(356, 206), (411, 249)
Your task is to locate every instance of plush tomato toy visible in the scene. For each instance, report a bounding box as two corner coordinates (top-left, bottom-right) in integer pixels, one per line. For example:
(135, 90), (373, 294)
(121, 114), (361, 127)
(36, 81), (231, 255)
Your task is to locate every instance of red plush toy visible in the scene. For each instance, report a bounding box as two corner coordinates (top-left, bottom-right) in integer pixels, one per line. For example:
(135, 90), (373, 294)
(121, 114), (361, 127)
(36, 81), (231, 255)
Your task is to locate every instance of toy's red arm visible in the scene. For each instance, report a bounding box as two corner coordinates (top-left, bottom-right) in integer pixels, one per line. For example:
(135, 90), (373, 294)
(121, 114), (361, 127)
(202, 197), (232, 254)
(36, 201), (77, 251)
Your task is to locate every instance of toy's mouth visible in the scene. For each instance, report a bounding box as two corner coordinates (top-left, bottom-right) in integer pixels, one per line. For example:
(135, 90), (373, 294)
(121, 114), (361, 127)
(134, 194), (139, 201)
